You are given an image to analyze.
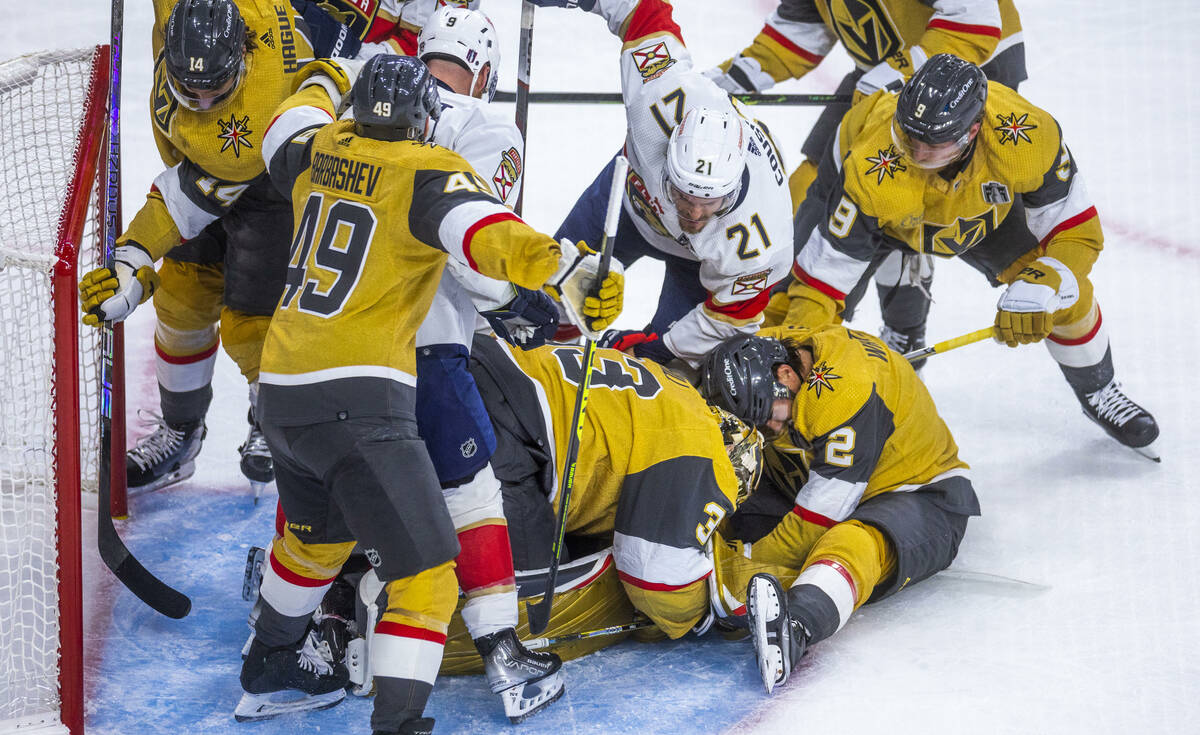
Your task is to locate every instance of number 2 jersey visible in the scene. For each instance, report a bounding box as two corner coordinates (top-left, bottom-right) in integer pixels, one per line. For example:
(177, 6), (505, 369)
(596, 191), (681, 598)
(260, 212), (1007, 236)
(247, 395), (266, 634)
(586, 0), (796, 366)
(254, 85), (562, 425)
(474, 338), (742, 638)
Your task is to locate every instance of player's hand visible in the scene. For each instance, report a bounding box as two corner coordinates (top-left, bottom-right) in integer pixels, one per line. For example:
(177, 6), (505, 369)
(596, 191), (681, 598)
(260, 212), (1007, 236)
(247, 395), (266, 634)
(599, 329), (674, 364)
(481, 286), (559, 349)
(524, 0), (595, 9)
(79, 243), (159, 327)
(296, 57), (365, 111)
(994, 256), (1080, 347)
(546, 239), (624, 339)
(703, 56), (774, 95)
(855, 46), (927, 99)
(290, 0), (362, 59)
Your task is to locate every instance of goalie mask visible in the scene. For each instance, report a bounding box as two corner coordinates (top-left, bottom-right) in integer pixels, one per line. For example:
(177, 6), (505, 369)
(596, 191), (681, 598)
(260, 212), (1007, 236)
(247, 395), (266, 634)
(417, 6), (501, 103)
(711, 405), (764, 505)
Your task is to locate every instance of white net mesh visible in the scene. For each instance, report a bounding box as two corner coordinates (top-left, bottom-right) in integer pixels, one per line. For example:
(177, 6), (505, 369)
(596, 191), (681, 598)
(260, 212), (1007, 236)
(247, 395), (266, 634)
(0, 47), (102, 730)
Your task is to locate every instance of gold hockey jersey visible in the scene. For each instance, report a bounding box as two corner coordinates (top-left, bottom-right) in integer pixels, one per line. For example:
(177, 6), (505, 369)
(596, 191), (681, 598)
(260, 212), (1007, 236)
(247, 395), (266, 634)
(256, 90), (562, 424)
(494, 340), (743, 638)
(119, 0), (314, 260)
(791, 82), (1104, 324)
(734, 0), (1023, 84)
(747, 324), (968, 567)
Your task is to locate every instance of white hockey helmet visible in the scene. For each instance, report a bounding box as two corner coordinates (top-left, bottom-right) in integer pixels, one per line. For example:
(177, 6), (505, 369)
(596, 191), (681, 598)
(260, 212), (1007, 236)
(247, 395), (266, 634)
(417, 6), (501, 102)
(662, 107), (748, 220)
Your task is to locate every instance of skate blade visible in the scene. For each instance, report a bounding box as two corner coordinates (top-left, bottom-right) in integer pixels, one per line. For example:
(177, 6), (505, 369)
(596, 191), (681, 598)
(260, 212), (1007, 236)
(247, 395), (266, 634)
(1133, 438), (1161, 463)
(128, 461), (196, 496)
(747, 577), (784, 695)
(233, 687), (345, 722)
(501, 671), (565, 724)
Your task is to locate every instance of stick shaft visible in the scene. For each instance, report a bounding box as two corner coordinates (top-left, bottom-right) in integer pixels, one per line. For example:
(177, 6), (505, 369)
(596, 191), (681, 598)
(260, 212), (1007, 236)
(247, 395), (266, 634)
(524, 619), (653, 650)
(493, 91), (850, 106)
(903, 327), (993, 362)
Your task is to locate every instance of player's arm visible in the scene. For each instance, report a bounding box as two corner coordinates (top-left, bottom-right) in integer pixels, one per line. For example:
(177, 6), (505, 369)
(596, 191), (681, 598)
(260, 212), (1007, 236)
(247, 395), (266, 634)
(995, 115), (1103, 346)
(611, 451), (739, 638)
(749, 394), (893, 568)
(856, 1), (1002, 97)
(707, 0), (835, 95)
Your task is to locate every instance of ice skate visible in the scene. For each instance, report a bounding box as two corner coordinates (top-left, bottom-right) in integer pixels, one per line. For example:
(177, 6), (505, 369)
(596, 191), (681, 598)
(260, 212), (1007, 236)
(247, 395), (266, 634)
(125, 410), (205, 493)
(746, 573), (808, 694)
(239, 408), (274, 502)
(475, 627), (564, 723)
(235, 630), (349, 722)
(1080, 378), (1160, 461)
(880, 323), (927, 372)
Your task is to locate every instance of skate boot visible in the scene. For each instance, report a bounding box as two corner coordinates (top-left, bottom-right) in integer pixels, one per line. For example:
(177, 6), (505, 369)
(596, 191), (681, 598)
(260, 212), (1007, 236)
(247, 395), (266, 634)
(125, 411), (205, 492)
(235, 629), (350, 722)
(746, 573), (809, 694)
(879, 323), (927, 373)
(474, 628), (564, 723)
(374, 717), (435, 735)
(239, 408), (274, 501)
(1080, 378), (1160, 461)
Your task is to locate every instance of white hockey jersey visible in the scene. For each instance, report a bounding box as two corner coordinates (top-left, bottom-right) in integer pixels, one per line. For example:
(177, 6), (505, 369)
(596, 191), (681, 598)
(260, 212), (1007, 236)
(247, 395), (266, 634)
(590, 0), (795, 366)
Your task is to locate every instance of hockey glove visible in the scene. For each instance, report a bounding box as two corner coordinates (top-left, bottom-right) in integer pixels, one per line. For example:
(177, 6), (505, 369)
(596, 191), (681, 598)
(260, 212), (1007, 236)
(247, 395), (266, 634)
(481, 286), (560, 349)
(526, 0), (595, 8)
(79, 243), (159, 327)
(703, 56), (775, 95)
(994, 256), (1080, 347)
(855, 46), (927, 100)
(546, 239), (624, 339)
(295, 57), (365, 112)
(290, 0), (362, 59)
(599, 329), (675, 365)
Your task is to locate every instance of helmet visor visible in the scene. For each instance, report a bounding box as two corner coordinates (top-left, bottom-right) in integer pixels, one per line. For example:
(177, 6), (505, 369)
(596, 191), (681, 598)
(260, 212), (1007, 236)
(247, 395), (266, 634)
(891, 119), (972, 170)
(662, 170), (739, 227)
(167, 61), (244, 112)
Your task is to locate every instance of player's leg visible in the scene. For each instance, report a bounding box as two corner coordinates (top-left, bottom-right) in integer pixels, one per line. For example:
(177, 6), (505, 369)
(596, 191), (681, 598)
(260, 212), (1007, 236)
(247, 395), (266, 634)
(417, 290), (564, 720)
(874, 251), (935, 370)
(218, 307), (273, 492)
(127, 254), (223, 491)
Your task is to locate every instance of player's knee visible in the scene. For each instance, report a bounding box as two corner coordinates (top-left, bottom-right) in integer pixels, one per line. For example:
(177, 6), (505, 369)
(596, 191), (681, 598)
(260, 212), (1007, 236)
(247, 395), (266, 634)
(153, 259), (224, 329)
(381, 560), (460, 626)
(805, 520), (891, 607)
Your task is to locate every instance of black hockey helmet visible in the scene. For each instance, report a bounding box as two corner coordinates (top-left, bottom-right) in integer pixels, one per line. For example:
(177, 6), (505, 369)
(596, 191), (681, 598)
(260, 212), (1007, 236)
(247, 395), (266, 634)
(352, 55), (442, 142)
(892, 53), (987, 168)
(163, 0), (247, 111)
(699, 335), (792, 428)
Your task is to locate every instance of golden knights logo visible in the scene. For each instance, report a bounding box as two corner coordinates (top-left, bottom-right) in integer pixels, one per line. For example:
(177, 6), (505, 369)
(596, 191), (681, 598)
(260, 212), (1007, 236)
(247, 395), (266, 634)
(806, 361), (841, 397)
(825, 0), (902, 68)
(994, 112), (1037, 146)
(864, 144), (906, 184)
(491, 147), (522, 202)
(217, 114), (254, 157)
(922, 207), (999, 255)
(151, 61), (179, 133)
(632, 41), (676, 82)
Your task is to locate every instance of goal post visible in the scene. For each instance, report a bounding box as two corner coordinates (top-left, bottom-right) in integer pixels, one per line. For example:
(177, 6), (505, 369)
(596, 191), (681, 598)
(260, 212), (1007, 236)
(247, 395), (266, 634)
(0, 45), (125, 735)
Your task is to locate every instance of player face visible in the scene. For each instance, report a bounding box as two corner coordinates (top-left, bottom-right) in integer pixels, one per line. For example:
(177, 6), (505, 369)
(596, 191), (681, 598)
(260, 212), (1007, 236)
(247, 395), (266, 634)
(893, 121), (981, 170)
(762, 397), (793, 440)
(665, 186), (734, 234)
(167, 63), (244, 112)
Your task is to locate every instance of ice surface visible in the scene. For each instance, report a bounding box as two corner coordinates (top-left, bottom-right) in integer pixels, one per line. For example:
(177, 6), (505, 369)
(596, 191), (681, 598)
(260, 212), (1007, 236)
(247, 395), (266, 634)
(4, 1), (1198, 733)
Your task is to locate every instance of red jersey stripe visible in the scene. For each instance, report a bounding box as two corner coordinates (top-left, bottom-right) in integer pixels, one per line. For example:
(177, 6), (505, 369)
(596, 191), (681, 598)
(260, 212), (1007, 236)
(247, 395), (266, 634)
(792, 264), (848, 301)
(925, 19), (1002, 38)
(763, 25), (824, 64)
(375, 621), (448, 645)
(462, 212), (521, 271)
(617, 569), (709, 592)
(1038, 206), (1099, 250)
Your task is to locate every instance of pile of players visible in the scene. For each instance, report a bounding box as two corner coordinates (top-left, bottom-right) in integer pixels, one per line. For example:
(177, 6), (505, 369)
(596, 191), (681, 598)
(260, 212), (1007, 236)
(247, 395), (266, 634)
(77, 0), (1160, 732)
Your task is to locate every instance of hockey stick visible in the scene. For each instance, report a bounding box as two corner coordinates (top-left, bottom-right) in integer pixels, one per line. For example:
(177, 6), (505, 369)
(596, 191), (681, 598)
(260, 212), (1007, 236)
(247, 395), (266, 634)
(903, 326), (994, 364)
(513, 1), (535, 216)
(96, 0), (190, 620)
(525, 154), (630, 635)
(493, 91), (851, 106)
(524, 617), (653, 651)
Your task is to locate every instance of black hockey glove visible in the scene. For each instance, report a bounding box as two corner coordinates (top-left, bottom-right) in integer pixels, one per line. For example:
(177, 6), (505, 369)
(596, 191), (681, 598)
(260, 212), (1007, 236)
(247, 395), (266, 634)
(291, 0), (362, 59)
(482, 286), (559, 349)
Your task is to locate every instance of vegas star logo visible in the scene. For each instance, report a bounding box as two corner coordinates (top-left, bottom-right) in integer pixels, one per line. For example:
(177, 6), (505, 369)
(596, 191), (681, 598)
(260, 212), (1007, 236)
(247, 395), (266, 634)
(864, 144), (906, 184)
(994, 112), (1037, 146)
(805, 361), (841, 398)
(217, 114), (254, 157)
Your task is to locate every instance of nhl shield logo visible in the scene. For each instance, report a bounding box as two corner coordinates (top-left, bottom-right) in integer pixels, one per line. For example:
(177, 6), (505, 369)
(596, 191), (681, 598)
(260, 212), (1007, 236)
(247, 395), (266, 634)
(364, 548), (382, 567)
(460, 437), (477, 459)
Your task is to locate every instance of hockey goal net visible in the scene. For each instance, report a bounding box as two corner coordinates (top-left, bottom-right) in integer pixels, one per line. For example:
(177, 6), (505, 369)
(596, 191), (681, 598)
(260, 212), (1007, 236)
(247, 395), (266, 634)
(0, 46), (121, 735)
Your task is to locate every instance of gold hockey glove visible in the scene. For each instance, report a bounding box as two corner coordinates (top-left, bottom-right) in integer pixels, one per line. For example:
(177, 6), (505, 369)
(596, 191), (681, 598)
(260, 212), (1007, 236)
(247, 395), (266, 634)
(80, 243), (159, 327)
(994, 256), (1080, 347)
(295, 57), (365, 112)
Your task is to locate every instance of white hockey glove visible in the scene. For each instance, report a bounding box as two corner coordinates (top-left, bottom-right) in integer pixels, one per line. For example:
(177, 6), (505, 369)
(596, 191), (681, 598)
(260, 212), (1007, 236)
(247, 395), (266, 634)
(703, 56), (775, 95)
(855, 46), (928, 98)
(296, 57), (366, 112)
(995, 256), (1080, 347)
(545, 239), (625, 340)
(79, 243), (159, 327)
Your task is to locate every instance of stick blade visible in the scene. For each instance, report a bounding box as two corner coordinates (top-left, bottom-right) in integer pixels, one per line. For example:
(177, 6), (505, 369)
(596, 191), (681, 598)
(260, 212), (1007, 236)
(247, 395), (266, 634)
(99, 521), (191, 619)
